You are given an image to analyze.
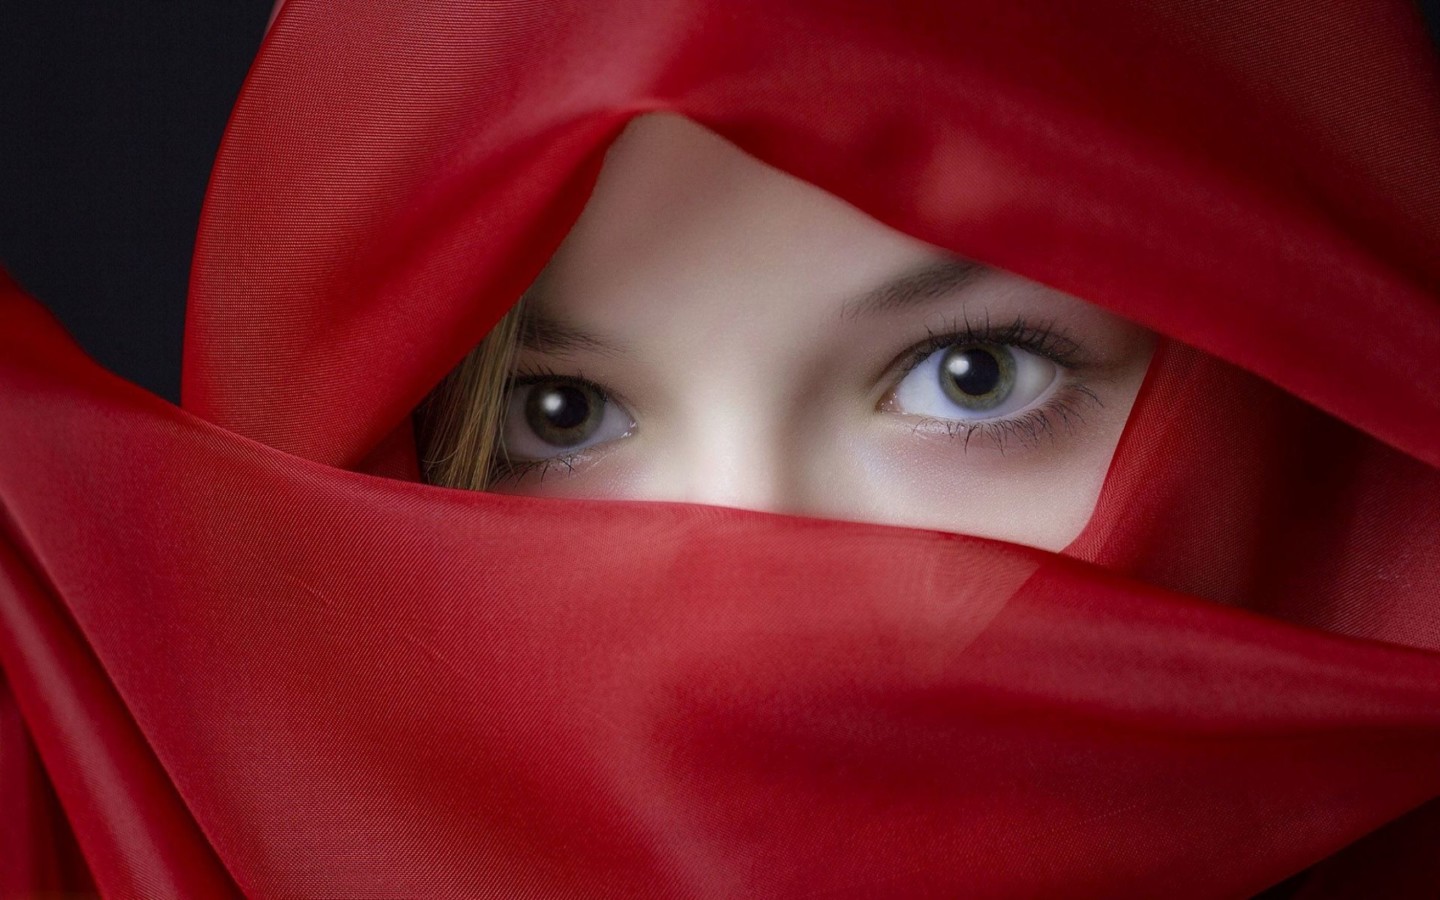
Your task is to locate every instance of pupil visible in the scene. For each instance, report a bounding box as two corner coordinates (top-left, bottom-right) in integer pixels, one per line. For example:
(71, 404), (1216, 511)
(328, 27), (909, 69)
(525, 381), (602, 447)
(538, 385), (588, 429)
(944, 346), (1001, 396)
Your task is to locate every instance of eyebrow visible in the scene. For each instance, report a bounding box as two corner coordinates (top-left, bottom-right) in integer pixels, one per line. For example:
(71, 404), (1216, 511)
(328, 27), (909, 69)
(838, 257), (987, 321)
(516, 302), (630, 358)
(514, 255), (987, 356)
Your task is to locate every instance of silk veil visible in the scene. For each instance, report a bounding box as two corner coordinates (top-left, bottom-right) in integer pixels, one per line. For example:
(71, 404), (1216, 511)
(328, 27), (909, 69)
(2, 0), (1439, 896)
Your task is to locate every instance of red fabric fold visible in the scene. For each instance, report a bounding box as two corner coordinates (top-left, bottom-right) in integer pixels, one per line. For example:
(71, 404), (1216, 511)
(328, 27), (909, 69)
(4, 277), (1440, 895)
(185, 0), (1440, 468)
(3, 0), (1439, 895)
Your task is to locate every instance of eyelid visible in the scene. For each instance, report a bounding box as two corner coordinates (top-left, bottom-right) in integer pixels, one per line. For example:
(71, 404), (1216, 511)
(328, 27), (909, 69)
(490, 444), (614, 486)
(495, 313), (1101, 480)
(508, 363), (609, 401)
(872, 313), (1108, 454)
(877, 313), (1091, 390)
(507, 361), (644, 422)
(902, 380), (1105, 454)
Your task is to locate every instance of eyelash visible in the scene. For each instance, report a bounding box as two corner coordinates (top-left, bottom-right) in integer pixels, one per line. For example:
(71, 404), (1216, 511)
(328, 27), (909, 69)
(488, 314), (1103, 483)
(890, 312), (1087, 374)
(883, 313), (1103, 455)
(487, 363), (614, 485)
(490, 453), (582, 485)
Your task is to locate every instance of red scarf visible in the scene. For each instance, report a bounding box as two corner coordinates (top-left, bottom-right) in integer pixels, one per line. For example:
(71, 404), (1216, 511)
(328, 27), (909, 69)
(3, 1), (1439, 895)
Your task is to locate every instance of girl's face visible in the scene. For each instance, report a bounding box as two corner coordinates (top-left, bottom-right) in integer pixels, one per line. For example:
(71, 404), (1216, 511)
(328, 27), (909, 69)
(487, 113), (1155, 551)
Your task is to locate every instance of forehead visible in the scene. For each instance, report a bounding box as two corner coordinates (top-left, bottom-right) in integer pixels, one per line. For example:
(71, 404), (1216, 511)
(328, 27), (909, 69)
(534, 113), (944, 331)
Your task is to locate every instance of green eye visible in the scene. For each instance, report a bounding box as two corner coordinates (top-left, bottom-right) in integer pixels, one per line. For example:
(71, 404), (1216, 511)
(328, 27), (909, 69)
(889, 342), (1059, 421)
(938, 344), (1016, 411)
(524, 380), (606, 447)
(500, 375), (636, 462)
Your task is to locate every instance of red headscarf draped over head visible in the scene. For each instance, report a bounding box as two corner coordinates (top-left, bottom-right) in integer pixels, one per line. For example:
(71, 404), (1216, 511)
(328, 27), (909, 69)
(2, 1), (1439, 896)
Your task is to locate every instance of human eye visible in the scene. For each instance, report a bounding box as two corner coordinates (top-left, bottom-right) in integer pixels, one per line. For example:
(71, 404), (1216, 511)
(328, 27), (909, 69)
(491, 364), (636, 483)
(878, 315), (1101, 451)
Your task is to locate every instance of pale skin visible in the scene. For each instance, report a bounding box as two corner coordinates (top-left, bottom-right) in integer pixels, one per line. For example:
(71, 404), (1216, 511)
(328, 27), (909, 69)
(487, 114), (1155, 551)
(265, 5), (1155, 552)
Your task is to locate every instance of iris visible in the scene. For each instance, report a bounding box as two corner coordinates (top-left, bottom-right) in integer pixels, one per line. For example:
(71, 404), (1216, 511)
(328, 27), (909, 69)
(940, 344), (1014, 411)
(525, 381), (605, 446)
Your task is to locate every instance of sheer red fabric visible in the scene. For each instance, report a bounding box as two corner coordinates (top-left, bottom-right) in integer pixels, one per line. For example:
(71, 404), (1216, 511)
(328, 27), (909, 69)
(2, 1), (1439, 897)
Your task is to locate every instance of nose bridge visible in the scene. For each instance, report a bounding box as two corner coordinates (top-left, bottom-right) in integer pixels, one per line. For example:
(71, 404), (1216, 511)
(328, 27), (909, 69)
(639, 302), (825, 515)
(676, 417), (787, 513)
(657, 388), (799, 515)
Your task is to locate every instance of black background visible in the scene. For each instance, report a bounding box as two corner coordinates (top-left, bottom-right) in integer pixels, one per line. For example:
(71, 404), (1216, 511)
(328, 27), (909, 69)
(1, 2), (270, 403)
(2, 2), (1438, 405)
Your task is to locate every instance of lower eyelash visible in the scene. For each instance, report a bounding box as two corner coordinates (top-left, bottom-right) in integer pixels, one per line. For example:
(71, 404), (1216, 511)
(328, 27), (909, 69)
(488, 452), (584, 486)
(908, 382), (1103, 454)
(492, 313), (1098, 480)
(490, 387), (1103, 481)
(896, 313), (1089, 378)
(489, 385), (1100, 484)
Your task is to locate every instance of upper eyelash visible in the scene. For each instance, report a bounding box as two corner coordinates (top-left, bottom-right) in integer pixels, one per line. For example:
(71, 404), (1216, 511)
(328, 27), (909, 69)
(886, 311), (1090, 384)
(509, 314), (1087, 403)
(488, 362), (604, 485)
(507, 361), (611, 398)
(492, 313), (1097, 479)
(886, 313), (1100, 454)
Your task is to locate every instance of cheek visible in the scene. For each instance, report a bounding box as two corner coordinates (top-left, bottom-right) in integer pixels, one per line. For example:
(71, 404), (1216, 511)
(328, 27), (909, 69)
(482, 441), (642, 500)
(482, 432), (703, 505)
(830, 384), (1143, 552)
(825, 441), (1099, 552)
(483, 344), (1151, 551)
